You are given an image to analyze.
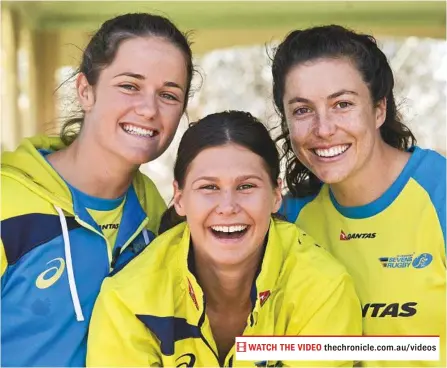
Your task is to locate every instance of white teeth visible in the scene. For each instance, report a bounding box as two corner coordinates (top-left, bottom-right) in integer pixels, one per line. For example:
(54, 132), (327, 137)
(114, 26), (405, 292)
(211, 225), (248, 233)
(122, 123), (155, 137)
(314, 144), (349, 158)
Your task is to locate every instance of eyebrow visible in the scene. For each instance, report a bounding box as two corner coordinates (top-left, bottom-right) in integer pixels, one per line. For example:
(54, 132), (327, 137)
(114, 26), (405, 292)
(192, 174), (264, 184)
(328, 89), (358, 99)
(287, 89), (359, 105)
(113, 72), (184, 91)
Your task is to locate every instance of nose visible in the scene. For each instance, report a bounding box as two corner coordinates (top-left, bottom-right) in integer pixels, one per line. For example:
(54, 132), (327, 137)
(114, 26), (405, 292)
(313, 113), (336, 139)
(135, 93), (158, 120)
(215, 190), (240, 215)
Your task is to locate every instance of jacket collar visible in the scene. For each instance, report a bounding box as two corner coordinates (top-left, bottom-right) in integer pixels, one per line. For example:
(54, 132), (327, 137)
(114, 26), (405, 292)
(178, 219), (288, 325)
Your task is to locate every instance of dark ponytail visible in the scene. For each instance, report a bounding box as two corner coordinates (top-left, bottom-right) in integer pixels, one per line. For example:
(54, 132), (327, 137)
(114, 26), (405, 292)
(60, 13), (194, 146)
(159, 207), (185, 235)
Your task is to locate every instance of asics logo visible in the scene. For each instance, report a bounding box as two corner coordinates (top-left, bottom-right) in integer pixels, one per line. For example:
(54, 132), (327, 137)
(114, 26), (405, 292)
(35, 258), (65, 289)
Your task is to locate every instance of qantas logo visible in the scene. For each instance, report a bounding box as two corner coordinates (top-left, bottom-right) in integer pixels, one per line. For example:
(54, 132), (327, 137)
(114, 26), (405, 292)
(187, 278), (199, 310)
(362, 302), (417, 318)
(101, 223), (119, 230)
(259, 290), (271, 307)
(340, 230), (376, 240)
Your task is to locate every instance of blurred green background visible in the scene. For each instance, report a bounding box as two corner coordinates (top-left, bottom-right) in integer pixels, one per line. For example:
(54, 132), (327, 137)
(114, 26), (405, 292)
(1, 1), (445, 152)
(5, 1), (446, 54)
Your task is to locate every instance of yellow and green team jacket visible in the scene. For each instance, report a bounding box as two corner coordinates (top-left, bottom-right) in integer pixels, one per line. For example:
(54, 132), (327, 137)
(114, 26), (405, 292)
(1, 135), (167, 367)
(281, 147), (446, 367)
(87, 219), (362, 367)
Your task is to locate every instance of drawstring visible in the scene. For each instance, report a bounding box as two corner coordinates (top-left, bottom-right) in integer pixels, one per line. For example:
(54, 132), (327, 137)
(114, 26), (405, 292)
(54, 206), (85, 322)
(142, 228), (150, 245)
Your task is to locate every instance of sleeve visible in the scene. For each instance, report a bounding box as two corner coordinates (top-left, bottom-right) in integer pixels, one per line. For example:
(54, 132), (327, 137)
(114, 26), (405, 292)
(1, 239), (8, 277)
(86, 279), (161, 367)
(279, 194), (317, 223)
(283, 273), (363, 368)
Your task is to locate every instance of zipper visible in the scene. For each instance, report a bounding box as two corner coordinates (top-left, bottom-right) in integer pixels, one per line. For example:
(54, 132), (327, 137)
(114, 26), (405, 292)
(74, 215), (110, 273)
(197, 295), (252, 367)
(197, 296), (221, 365)
(110, 218), (149, 270)
(110, 246), (121, 268)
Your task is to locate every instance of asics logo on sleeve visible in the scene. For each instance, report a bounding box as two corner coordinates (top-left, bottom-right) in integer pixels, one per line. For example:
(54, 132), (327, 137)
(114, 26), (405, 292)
(176, 353), (196, 367)
(35, 258), (66, 289)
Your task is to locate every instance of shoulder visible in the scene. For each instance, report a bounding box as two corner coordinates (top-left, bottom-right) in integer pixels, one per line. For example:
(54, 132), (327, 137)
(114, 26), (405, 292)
(133, 171), (167, 231)
(1, 174), (53, 218)
(408, 147), (445, 243)
(273, 220), (349, 280)
(133, 171), (166, 206)
(279, 191), (322, 223)
(272, 220), (354, 310)
(410, 147), (446, 193)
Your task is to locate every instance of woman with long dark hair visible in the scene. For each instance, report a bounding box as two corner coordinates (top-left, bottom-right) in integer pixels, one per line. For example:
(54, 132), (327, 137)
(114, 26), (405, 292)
(272, 25), (445, 367)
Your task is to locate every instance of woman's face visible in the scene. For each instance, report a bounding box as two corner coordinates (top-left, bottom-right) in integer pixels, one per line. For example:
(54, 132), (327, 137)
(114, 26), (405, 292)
(282, 57), (386, 186)
(173, 143), (282, 267)
(77, 36), (188, 166)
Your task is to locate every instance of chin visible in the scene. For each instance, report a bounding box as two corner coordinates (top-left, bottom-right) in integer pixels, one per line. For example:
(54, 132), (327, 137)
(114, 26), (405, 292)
(214, 255), (247, 267)
(316, 170), (350, 185)
(122, 150), (161, 166)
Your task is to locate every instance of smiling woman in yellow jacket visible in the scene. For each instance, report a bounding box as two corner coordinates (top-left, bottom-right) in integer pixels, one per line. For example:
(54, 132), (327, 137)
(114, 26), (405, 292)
(87, 111), (362, 368)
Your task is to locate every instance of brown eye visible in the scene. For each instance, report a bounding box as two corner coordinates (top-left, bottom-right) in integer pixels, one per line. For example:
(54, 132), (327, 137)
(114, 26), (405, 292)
(200, 184), (218, 191)
(119, 84), (138, 92)
(160, 93), (179, 101)
(237, 184), (255, 190)
(336, 101), (352, 109)
(293, 107), (311, 116)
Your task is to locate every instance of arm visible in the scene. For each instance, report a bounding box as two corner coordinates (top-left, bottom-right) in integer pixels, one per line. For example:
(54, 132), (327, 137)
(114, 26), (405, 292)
(1, 240), (7, 277)
(86, 279), (161, 367)
(284, 273), (363, 367)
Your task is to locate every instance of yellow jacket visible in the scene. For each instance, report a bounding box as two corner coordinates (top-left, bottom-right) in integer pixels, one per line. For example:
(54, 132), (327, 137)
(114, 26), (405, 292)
(87, 219), (362, 367)
(1, 135), (166, 367)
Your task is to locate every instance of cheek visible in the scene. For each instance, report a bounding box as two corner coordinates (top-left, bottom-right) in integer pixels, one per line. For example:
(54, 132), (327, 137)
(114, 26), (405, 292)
(288, 120), (311, 148)
(183, 195), (214, 221)
(94, 91), (133, 118)
(160, 105), (183, 130)
(242, 192), (277, 217)
(342, 110), (376, 135)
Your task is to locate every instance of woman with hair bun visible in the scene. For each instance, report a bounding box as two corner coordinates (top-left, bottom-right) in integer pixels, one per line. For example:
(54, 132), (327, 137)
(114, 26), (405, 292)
(1, 12), (194, 367)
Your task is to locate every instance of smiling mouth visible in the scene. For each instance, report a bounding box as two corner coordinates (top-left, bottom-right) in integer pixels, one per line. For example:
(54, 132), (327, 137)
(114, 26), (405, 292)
(120, 123), (159, 138)
(312, 144), (351, 158)
(210, 225), (250, 240)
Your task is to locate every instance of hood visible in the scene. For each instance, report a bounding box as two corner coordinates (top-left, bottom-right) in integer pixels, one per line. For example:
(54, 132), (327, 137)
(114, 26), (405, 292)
(1, 135), (74, 213)
(2, 135), (86, 321)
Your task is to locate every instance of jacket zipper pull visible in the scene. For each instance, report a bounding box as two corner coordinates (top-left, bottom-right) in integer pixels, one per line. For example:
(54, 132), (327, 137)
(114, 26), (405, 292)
(111, 247), (121, 268)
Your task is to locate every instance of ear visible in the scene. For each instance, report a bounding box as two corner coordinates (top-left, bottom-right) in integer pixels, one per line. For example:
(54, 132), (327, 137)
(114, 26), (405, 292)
(76, 73), (95, 112)
(173, 180), (186, 217)
(272, 178), (283, 213)
(375, 97), (387, 129)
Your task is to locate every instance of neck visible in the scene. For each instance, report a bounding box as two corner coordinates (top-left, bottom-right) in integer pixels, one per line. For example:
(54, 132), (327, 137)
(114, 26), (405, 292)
(330, 140), (410, 207)
(47, 135), (138, 199)
(195, 250), (261, 312)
